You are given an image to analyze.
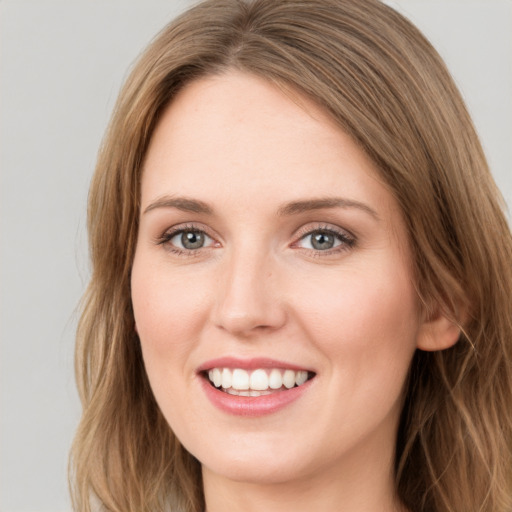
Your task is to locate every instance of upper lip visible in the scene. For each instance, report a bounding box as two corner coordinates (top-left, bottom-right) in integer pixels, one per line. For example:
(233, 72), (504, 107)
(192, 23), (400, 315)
(197, 357), (314, 373)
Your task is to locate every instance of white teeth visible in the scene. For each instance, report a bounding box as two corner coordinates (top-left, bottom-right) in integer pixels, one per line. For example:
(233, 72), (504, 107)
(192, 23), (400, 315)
(212, 368), (222, 388)
(226, 388), (273, 397)
(231, 369), (250, 390)
(249, 369), (269, 390)
(283, 369), (296, 389)
(269, 368), (283, 389)
(206, 367), (311, 393)
(295, 370), (308, 386)
(221, 368), (232, 389)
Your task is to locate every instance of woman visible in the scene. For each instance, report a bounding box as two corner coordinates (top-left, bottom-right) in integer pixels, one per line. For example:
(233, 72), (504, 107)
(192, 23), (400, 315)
(70, 0), (512, 511)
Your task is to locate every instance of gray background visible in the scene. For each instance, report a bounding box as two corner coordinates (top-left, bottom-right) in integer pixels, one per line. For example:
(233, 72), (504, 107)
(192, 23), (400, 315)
(1, 1), (510, 511)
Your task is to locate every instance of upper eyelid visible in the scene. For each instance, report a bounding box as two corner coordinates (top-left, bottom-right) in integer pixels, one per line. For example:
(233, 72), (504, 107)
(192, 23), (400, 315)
(156, 225), (219, 255)
(293, 222), (355, 240)
(154, 223), (219, 248)
(162, 222), (216, 238)
(290, 224), (357, 254)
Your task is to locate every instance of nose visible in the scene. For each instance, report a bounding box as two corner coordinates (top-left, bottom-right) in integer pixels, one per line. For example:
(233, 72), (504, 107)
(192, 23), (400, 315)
(212, 247), (287, 337)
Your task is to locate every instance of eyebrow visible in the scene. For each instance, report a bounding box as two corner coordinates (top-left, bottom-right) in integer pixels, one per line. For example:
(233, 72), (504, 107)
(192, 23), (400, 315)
(143, 194), (379, 220)
(143, 196), (213, 215)
(277, 197), (379, 220)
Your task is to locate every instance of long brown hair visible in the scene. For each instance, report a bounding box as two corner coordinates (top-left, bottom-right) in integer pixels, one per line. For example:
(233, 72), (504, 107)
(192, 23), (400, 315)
(70, 1), (512, 510)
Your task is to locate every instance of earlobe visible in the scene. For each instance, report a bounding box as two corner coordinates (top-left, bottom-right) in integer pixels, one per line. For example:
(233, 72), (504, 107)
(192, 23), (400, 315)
(416, 308), (462, 352)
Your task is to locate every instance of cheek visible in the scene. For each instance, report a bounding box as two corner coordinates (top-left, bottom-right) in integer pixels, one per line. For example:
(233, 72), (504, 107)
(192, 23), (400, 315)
(293, 264), (419, 376)
(131, 257), (210, 425)
(131, 262), (215, 428)
(291, 267), (419, 446)
(131, 258), (210, 358)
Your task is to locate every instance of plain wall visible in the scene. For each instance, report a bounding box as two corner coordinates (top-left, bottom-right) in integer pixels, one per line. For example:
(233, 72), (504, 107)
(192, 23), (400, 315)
(0, 1), (510, 511)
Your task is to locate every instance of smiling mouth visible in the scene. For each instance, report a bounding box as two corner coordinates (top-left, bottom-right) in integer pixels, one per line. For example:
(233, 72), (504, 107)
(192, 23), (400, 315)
(205, 367), (315, 397)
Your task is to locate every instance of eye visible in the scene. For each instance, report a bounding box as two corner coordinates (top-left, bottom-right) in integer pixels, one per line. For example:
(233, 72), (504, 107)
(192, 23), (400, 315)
(172, 230), (210, 250)
(295, 228), (355, 252)
(158, 226), (217, 253)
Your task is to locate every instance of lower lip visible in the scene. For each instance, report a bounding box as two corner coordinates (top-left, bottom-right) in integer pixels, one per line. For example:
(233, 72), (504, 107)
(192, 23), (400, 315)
(200, 377), (313, 417)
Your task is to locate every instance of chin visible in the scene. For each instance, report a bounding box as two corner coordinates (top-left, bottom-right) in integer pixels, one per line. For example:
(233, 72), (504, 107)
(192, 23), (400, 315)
(202, 456), (312, 486)
(188, 431), (324, 486)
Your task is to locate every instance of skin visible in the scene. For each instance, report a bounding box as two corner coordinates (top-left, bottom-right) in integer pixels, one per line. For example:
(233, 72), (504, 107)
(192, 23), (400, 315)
(131, 71), (459, 512)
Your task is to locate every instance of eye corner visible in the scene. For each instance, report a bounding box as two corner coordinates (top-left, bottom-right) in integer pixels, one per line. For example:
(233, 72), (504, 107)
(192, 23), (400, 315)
(291, 224), (357, 254)
(155, 222), (221, 255)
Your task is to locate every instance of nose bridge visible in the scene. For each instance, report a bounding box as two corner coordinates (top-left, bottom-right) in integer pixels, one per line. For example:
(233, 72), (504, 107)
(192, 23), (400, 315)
(213, 240), (286, 335)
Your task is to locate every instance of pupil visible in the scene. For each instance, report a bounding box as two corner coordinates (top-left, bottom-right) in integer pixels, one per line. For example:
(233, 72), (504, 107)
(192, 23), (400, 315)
(311, 232), (334, 250)
(181, 231), (204, 249)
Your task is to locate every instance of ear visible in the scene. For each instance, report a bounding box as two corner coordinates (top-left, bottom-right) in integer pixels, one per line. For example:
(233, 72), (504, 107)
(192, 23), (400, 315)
(416, 306), (461, 352)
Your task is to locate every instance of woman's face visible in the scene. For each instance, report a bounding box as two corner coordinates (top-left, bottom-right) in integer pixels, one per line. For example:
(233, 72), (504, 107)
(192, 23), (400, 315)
(132, 72), (426, 486)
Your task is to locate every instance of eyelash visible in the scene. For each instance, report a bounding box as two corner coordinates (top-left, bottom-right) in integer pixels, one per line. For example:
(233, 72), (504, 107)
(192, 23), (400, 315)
(156, 223), (356, 257)
(155, 223), (217, 257)
(292, 225), (356, 255)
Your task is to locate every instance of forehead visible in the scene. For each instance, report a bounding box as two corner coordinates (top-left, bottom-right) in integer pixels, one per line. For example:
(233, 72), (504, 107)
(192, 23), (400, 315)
(145, 72), (348, 171)
(145, 73), (382, 191)
(141, 72), (403, 228)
